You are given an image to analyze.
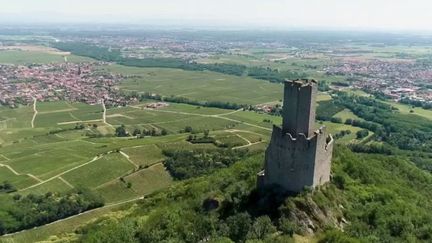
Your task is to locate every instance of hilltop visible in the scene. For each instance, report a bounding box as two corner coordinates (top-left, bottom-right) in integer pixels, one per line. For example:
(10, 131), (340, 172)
(15, 145), (430, 243)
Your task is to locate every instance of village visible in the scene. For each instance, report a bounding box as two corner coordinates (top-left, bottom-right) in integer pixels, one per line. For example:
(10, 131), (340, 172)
(325, 59), (432, 103)
(0, 62), (127, 107)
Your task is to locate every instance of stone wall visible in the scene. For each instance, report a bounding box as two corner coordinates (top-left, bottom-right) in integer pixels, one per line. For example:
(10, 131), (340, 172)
(282, 80), (317, 138)
(258, 79), (333, 193)
(261, 125), (333, 192)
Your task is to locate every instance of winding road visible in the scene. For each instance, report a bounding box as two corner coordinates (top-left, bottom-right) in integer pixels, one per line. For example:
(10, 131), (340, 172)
(102, 99), (114, 128)
(31, 97), (38, 128)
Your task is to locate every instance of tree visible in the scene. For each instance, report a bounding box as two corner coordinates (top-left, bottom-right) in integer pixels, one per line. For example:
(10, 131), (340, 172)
(115, 125), (128, 137)
(278, 217), (296, 237)
(161, 129), (168, 136)
(151, 128), (157, 136)
(0, 181), (16, 193)
(132, 128), (141, 136)
(204, 130), (210, 138)
(247, 216), (277, 240)
(345, 118), (353, 125)
(330, 117), (343, 124)
(356, 129), (369, 139)
(225, 213), (252, 242)
(75, 123), (85, 130)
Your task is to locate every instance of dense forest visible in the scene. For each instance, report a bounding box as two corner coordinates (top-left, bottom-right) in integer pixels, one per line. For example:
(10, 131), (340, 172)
(163, 149), (248, 180)
(53, 42), (307, 83)
(0, 188), (104, 235)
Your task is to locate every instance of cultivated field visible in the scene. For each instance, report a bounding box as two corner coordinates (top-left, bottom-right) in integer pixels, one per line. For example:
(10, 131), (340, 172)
(0, 49), (93, 64)
(108, 65), (283, 105)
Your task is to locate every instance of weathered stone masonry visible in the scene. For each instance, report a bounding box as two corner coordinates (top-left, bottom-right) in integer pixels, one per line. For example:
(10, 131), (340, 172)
(258, 79), (334, 193)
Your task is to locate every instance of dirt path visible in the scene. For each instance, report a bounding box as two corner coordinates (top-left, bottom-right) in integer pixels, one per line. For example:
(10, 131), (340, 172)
(224, 129), (266, 150)
(38, 108), (78, 115)
(119, 151), (139, 169)
(31, 97), (38, 128)
(135, 107), (272, 132)
(0, 163), (20, 175)
(19, 155), (101, 192)
(232, 132), (252, 146)
(214, 108), (243, 116)
(102, 100), (114, 128)
(216, 115), (272, 131)
(232, 141), (263, 150)
(1, 195), (145, 238)
(59, 176), (74, 188)
(226, 129), (264, 136)
(94, 162), (162, 190)
(106, 113), (134, 119)
(27, 174), (43, 183)
(0, 154), (11, 161)
(0, 163), (43, 183)
(57, 119), (102, 125)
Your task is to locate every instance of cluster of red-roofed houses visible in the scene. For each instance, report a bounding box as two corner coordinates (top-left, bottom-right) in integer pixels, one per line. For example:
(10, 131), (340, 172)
(0, 62), (127, 107)
(325, 59), (432, 103)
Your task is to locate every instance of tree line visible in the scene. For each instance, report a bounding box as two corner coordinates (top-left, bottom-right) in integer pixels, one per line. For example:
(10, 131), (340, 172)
(0, 187), (104, 235)
(163, 148), (248, 180)
(53, 42), (307, 83)
(334, 92), (432, 152)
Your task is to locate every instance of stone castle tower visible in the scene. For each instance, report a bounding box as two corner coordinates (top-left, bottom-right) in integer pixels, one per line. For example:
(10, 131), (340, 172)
(257, 79), (334, 193)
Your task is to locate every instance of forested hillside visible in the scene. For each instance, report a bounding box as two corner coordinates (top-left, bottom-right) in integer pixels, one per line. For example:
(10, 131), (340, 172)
(73, 145), (432, 243)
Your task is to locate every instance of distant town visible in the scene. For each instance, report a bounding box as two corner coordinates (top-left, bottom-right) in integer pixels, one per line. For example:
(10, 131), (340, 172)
(325, 59), (432, 104)
(0, 62), (126, 107)
(1, 32), (432, 110)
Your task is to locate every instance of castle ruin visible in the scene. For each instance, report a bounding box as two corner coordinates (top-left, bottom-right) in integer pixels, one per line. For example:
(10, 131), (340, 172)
(257, 79), (334, 193)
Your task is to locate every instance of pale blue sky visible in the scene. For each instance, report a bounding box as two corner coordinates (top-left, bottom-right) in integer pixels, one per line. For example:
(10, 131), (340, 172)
(1, 0), (432, 31)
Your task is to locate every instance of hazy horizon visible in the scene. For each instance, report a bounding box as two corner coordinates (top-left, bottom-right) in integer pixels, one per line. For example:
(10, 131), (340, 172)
(1, 0), (432, 32)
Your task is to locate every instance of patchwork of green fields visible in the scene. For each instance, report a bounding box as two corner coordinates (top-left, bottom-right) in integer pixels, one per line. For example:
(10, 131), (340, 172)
(0, 52), (383, 242)
(0, 99), (372, 212)
(0, 101), (277, 209)
(0, 97), (373, 215)
(108, 65), (283, 105)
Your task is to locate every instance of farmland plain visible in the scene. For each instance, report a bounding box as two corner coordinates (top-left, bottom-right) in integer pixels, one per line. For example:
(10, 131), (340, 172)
(0, 49), (372, 242)
(107, 65), (283, 105)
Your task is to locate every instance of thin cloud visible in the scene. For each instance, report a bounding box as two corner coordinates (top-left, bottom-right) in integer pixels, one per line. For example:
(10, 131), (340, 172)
(1, 0), (432, 31)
